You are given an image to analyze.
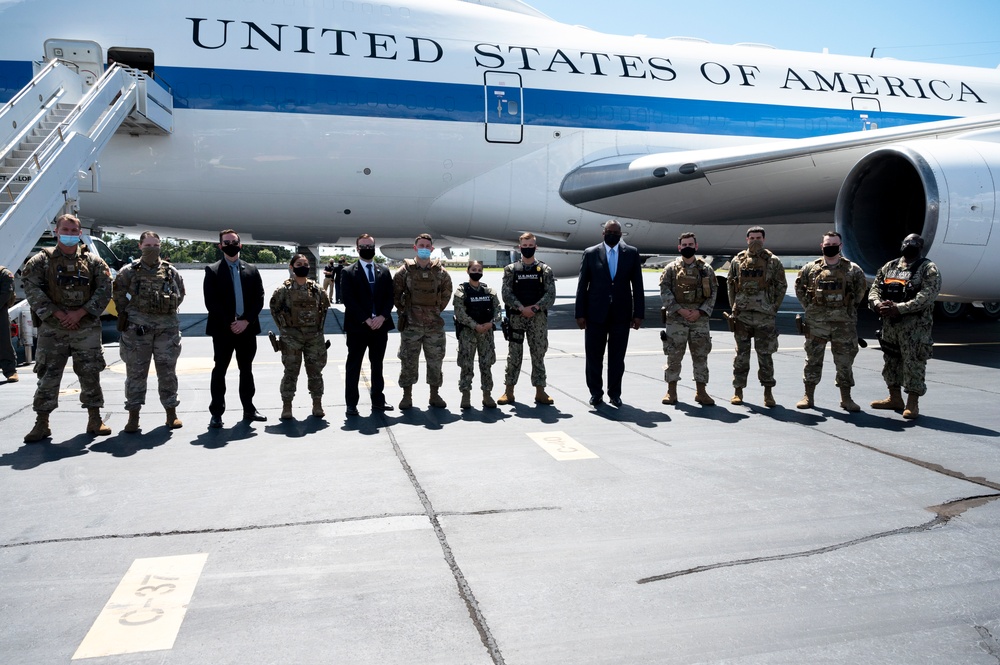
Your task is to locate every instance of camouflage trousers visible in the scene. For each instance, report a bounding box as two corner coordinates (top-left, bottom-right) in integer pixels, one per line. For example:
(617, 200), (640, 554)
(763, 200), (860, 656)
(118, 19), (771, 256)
(398, 326), (446, 388)
(802, 320), (858, 387)
(878, 318), (933, 395)
(279, 329), (328, 401)
(504, 311), (547, 387)
(120, 325), (182, 409)
(663, 315), (712, 384)
(732, 311), (779, 388)
(457, 327), (496, 391)
(32, 321), (106, 412)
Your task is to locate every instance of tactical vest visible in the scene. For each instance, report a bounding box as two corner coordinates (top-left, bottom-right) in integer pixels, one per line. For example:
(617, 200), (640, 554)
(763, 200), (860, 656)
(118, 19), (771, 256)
(812, 260), (851, 306)
(45, 247), (94, 308)
(511, 261), (545, 306)
(130, 260), (180, 315)
(464, 284), (495, 324)
(735, 251), (769, 293)
(404, 260), (442, 307)
(673, 260), (712, 305)
(880, 258), (927, 303)
(285, 280), (322, 328)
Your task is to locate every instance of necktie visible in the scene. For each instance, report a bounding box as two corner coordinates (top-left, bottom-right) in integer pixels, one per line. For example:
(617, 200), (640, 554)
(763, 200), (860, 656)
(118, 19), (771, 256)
(366, 263), (377, 317)
(608, 247), (617, 280)
(230, 261), (244, 317)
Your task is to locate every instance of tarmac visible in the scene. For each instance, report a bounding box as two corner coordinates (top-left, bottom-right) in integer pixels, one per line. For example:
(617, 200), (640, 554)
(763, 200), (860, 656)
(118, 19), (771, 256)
(1, 267), (999, 664)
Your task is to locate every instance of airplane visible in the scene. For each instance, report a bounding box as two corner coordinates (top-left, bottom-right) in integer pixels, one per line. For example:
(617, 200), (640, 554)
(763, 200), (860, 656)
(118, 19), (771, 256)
(2, 0), (999, 320)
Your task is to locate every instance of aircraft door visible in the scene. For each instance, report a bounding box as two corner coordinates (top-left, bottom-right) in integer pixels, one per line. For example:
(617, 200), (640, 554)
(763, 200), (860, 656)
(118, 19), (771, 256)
(852, 97), (881, 130)
(484, 71), (523, 144)
(43, 39), (103, 86)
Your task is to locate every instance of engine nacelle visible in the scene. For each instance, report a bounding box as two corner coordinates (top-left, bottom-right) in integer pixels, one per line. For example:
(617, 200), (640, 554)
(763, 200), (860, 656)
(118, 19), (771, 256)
(835, 139), (1000, 301)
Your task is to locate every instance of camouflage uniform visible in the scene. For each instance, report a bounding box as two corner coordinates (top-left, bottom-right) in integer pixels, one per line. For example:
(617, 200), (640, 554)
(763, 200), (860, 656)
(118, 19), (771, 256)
(868, 257), (941, 396)
(727, 248), (787, 388)
(660, 257), (717, 383)
(795, 257), (866, 387)
(453, 281), (502, 391)
(0, 265), (16, 379)
(393, 259), (453, 387)
(270, 279), (330, 401)
(501, 260), (556, 387)
(22, 245), (112, 412)
(113, 258), (186, 410)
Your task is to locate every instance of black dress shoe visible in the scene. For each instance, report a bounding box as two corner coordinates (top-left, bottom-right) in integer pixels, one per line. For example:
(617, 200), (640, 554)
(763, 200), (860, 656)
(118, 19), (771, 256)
(372, 403), (395, 412)
(209, 415), (223, 428)
(345, 406), (360, 416)
(609, 396), (623, 407)
(589, 395), (604, 407)
(242, 410), (267, 422)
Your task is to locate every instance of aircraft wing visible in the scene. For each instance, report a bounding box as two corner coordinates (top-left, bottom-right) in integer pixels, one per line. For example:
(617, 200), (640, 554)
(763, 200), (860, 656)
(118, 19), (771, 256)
(559, 113), (1000, 226)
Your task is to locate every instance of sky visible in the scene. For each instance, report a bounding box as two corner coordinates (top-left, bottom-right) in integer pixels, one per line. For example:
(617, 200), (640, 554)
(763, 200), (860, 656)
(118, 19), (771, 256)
(521, 0), (1000, 69)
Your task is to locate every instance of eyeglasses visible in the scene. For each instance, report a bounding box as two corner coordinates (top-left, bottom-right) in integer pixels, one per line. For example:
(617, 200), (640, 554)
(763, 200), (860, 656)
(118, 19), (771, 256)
(221, 240), (240, 246)
(358, 245), (375, 250)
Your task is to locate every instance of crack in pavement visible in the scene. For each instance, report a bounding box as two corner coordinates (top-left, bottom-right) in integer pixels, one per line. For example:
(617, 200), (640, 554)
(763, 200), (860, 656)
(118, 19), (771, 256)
(976, 625), (1000, 662)
(0, 506), (558, 550)
(637, 494), (1000, 584)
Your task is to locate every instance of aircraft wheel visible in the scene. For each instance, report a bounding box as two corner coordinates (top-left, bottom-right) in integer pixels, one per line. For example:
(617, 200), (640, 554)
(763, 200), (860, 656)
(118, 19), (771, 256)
(971, 301), (1000, 322)
(934, 301), (969, 321)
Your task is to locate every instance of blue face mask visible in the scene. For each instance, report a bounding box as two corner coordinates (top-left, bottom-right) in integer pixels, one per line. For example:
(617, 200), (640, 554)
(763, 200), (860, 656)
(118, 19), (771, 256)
(416, 248), (432, 260)
(59, 235), (81, 247)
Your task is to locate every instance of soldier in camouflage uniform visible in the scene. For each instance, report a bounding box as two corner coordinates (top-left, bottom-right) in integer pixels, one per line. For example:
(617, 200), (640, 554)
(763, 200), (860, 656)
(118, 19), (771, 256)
(868, 234), (941, 419)
(726, 226), (787, 407)
(113, 231), (186, 432)
(660, 232), (717, 406)
(498, 232), (557, 406)
(1, 264), (18, 383)
(794, 231), (867, 411)
(393, 233), (453, 409)
(270, 253), (331, 420)
(22, 214), (113, 442)
(453, 260), (502, 409)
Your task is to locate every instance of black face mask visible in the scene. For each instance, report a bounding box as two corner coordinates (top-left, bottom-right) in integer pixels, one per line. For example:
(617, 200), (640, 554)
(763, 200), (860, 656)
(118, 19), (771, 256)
(221, 244), (241, 258)
(822, 245), (841, 258)
(520, 247), (536, 258)
(468, 273), (483, 282)
(358, 247), (376, 261)
(901, 244), (921, 261)
(680, 246), (696, 259)
(604, 234), (622, 247)
(293, 266), (310, 277)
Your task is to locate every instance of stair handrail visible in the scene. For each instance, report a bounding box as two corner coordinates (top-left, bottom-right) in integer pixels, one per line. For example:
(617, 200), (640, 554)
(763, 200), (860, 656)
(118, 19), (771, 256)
(0, 59), (81, 159)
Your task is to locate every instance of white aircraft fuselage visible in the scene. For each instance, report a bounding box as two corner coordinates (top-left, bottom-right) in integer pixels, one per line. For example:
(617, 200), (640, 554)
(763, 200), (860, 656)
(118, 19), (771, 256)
(2, 0), (1000, 300)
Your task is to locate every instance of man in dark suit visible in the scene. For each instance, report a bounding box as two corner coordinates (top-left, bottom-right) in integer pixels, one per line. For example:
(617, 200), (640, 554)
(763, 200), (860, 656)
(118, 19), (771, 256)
(203, 229), (266, 427)
(341, 234), (395, 415)
(575, 219), (645, 407)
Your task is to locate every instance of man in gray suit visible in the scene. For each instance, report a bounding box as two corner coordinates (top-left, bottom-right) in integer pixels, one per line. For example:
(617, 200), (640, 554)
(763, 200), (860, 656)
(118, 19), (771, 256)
(575, 220), (645, 407)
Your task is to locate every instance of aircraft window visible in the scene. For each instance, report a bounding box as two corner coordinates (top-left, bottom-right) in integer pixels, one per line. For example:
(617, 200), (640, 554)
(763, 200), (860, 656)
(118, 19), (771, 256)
(507, 100), (519, 115)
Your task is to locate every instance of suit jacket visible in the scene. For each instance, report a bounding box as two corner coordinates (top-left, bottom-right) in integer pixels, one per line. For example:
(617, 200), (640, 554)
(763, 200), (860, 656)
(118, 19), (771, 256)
(575, 242), (645, 325)
(341, 260), (395, 333)
(203, 258), (265, 336)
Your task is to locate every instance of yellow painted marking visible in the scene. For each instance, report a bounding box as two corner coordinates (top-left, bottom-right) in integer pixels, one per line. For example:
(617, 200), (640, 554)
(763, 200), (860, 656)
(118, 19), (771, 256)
(72, 553), (208, 660)
(58, 388), (82, 396)
(527, 431), (599, 461)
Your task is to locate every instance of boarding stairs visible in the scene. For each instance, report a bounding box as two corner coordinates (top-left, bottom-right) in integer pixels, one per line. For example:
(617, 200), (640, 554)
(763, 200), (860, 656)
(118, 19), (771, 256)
(0, 59), (173, 271)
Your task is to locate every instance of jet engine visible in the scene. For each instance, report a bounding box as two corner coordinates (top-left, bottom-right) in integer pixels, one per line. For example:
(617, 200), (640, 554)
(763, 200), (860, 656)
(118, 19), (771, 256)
(836, 139), (1000, 317)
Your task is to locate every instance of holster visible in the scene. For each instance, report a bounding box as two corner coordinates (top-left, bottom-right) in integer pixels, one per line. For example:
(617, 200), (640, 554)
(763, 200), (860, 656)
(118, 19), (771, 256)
(268, 331), (283, 353)
(116, 311), (129, 332)
(397, 313), (408, 333)
(723, 311), (736, 333)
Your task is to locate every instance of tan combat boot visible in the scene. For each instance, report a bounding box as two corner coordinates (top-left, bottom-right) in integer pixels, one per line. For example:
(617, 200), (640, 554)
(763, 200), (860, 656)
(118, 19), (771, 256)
(534, 386), (554, 405)
(903, 392), (920, 419)
(482, 390), (497, 409)
(496, 385), (515, 405)
(763, 386), (776, 408)
(460, 390), (472, 410)
(123, 408), (141, 434)
(870, 385), (904, 410)
(312, 396), (325, 418)
(165, 407), (183, 429)
(399, 386), (413, 410)
(429, 387), (447, 408)
(86, 407), (111, 436)
(796, 383), (815, 409)
(24, 412), (51, 443)
(662, 382), (677, 405)
(730, 387), (744, 405)
(695, 382), (715, 406)
(280, 401), (293, 420)
(839, 386), (861, 412)
(5, 372), (18, 383)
